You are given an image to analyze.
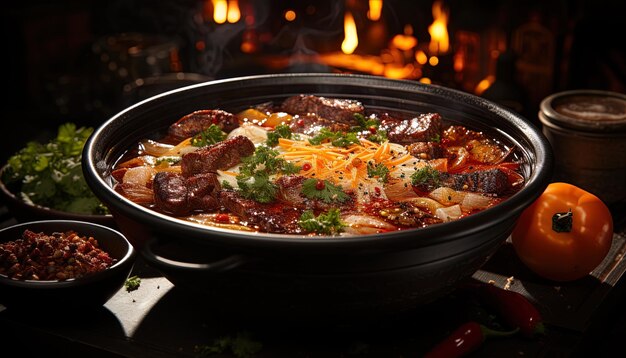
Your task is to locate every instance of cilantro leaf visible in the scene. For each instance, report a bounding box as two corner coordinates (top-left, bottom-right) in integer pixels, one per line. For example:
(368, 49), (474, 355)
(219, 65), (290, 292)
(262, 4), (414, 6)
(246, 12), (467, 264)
(191, 124), (227, 147)
(124, 275), (141, 292)
(2, 123), (108, 215)
(309, 128), (360, 147)
(298, 209), (346, 235)
(266, 124), (292, 146)
(301, 179), (350, 203)
(235, 146), (300, 203)
(367, 162), (390, 183)
(410, 166), (441, 188)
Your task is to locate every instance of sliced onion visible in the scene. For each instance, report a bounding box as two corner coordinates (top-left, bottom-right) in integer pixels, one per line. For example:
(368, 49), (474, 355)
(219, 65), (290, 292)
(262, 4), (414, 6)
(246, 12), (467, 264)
(140, 139), (174, 157)
(342, 214), (397, 235)
(460, 192), (492, 210)
(227, 122), (268, 145)
(429, 187), (465, 206)
(435, 205), (462, 222)
(122, 166), (156, 187)
(403, 197), (444, 215)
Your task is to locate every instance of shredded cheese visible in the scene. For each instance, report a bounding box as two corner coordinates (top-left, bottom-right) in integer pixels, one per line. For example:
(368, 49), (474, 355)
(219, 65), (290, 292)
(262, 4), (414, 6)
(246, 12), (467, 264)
(277, 137), (415, 190)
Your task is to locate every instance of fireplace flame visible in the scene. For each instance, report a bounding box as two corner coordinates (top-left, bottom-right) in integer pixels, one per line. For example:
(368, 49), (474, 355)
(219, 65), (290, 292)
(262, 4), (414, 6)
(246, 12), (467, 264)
(341, 12), (358, 54)
(428, 0), (449, 54)
(212, 0), (227, 24)
(368, 0), (383, 21)
(227, 0), (240, 23)
(212, 0), (239, 24)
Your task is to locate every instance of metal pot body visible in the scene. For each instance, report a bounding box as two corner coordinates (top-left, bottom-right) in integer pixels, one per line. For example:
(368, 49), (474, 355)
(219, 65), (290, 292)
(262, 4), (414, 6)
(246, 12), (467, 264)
(83, 74), (553, 320)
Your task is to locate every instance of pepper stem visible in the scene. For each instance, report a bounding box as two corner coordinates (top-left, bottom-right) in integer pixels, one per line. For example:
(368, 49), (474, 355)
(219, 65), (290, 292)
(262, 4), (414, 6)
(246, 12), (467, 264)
(552, 209), (573, 233)
(480, 325), (520, 339)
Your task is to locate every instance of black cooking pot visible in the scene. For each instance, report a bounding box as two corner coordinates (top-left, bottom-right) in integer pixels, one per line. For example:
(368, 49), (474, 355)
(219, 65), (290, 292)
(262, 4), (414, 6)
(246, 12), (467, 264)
(83, 74), (553, 322)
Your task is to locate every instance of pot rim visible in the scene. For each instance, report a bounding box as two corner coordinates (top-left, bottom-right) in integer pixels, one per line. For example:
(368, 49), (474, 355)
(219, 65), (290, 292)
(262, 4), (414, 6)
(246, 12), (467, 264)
(83, 73), (553, 250)
(539, 89), (626, 132)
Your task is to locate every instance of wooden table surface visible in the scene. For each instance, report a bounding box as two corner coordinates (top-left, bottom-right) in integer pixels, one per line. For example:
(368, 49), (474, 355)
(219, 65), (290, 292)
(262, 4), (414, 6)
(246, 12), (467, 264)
(1, 202), (625, 358)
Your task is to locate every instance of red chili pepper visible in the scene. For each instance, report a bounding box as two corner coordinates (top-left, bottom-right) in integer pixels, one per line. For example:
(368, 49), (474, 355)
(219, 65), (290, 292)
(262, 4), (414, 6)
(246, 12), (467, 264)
(424, 321), (518, 358)
(302, 163), (312, 171)
(464, 282), (545, 337)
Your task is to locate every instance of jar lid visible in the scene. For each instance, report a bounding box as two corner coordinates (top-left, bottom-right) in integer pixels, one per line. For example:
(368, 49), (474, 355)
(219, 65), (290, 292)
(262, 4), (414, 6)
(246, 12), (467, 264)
(539, 90), (626, 132)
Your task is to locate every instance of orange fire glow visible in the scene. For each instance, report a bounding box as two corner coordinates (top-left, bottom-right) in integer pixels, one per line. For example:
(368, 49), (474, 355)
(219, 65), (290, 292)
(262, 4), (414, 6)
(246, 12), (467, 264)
(227, 0), (240, 23)
(428, 0), (449, 54)
(368, 0), (383, 21)
(342, 12), (359, 54)
(475, 75), (495, 95)
(212, 0), (227, 24)
(391, 25), (417, 51)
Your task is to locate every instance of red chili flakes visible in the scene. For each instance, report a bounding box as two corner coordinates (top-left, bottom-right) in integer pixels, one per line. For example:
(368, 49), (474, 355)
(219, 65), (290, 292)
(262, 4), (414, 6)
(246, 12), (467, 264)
(0, 230), (117, 281)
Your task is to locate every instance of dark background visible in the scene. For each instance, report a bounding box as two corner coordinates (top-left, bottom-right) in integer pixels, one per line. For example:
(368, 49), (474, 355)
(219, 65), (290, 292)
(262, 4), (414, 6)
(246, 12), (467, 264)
(1, 0), (624, 165)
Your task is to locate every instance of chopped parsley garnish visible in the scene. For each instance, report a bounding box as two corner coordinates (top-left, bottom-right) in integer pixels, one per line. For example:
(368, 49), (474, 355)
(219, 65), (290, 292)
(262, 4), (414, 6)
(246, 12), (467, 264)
(155, 156), (180, 166)
(367, 129), (388, 143)
(191, 124), (227, 147)
(221, 180), (234, 190)
(353, 113), (387, 143)
(309, 128), (360, 147)
(124, 275), (141, 292)
(367, 162), (390, 183)
(235, 146), (300, 203)
(301, 179), (350, 203)
(354, 113), (378, 129)
(430, 133), (441, 143)
(410, 166), (441, 187)
(298, 209), (346, 235)
(266, 124), (292, 146)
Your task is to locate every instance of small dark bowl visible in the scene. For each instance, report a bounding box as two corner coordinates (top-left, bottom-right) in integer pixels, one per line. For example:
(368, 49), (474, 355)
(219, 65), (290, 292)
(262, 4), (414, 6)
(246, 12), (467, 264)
(0, 220), (136, 309)
(0, 165), (117, 228)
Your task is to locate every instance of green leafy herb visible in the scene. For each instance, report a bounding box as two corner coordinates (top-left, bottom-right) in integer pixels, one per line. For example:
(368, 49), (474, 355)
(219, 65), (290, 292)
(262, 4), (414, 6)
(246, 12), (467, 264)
(298, 209), (346, 235)
(190, 124), (227, 147)
(354, 113), (379, 129)
(301, 179), (350, 203)
(154, 156), (180, 166)
(221, 180), (234, 190)
(236, 146), (300, 203)
(194, 331), (263, 358)
(410, 166), (441, 187)
(367, 162), (390, 183)
(367, 129), (388, 144)
(124, 275), (141, 292)
(353, 113), (387, 143)
(430, 133), (441, 143)
(266, 124), (292, 146)
(309, 128), (360, 147)
(2, 123), (108, 215)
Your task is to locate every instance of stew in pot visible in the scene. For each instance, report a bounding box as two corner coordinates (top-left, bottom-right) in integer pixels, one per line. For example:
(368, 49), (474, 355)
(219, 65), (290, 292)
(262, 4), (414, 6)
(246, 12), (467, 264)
(111, 95), (525, 236)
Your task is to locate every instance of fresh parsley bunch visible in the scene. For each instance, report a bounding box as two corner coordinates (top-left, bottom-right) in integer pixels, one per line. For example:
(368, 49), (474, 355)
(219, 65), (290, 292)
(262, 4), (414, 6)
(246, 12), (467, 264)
(2, 123), (109, 215)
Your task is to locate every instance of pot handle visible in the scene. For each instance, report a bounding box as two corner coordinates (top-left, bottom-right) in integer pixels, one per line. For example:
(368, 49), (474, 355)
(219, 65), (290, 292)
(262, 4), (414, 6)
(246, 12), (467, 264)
(141, 238), (249, 272)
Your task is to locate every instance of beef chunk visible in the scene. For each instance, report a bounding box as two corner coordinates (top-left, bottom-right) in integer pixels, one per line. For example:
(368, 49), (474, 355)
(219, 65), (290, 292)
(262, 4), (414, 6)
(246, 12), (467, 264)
(288, 113), (352, 136)
(414, 168), (509, 195)
(181, 135), (255, 177)
(218, 190), (304, 234)
(281, 95), (364, 124)
(153, 172), (220, 216)
(380, 113), (442, 145)
(406, 141), (445, 159)
(168, 109), (239, 141)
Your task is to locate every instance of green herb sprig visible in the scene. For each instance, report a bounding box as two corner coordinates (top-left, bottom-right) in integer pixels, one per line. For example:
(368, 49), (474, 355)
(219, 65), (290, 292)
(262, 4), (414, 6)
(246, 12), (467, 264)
(235, 146), (300, 203)
(191, 124), (227, 147)
(298, 208), (346, 235)
(301, 179), (350, 204)
(2, 123), (108, 215)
